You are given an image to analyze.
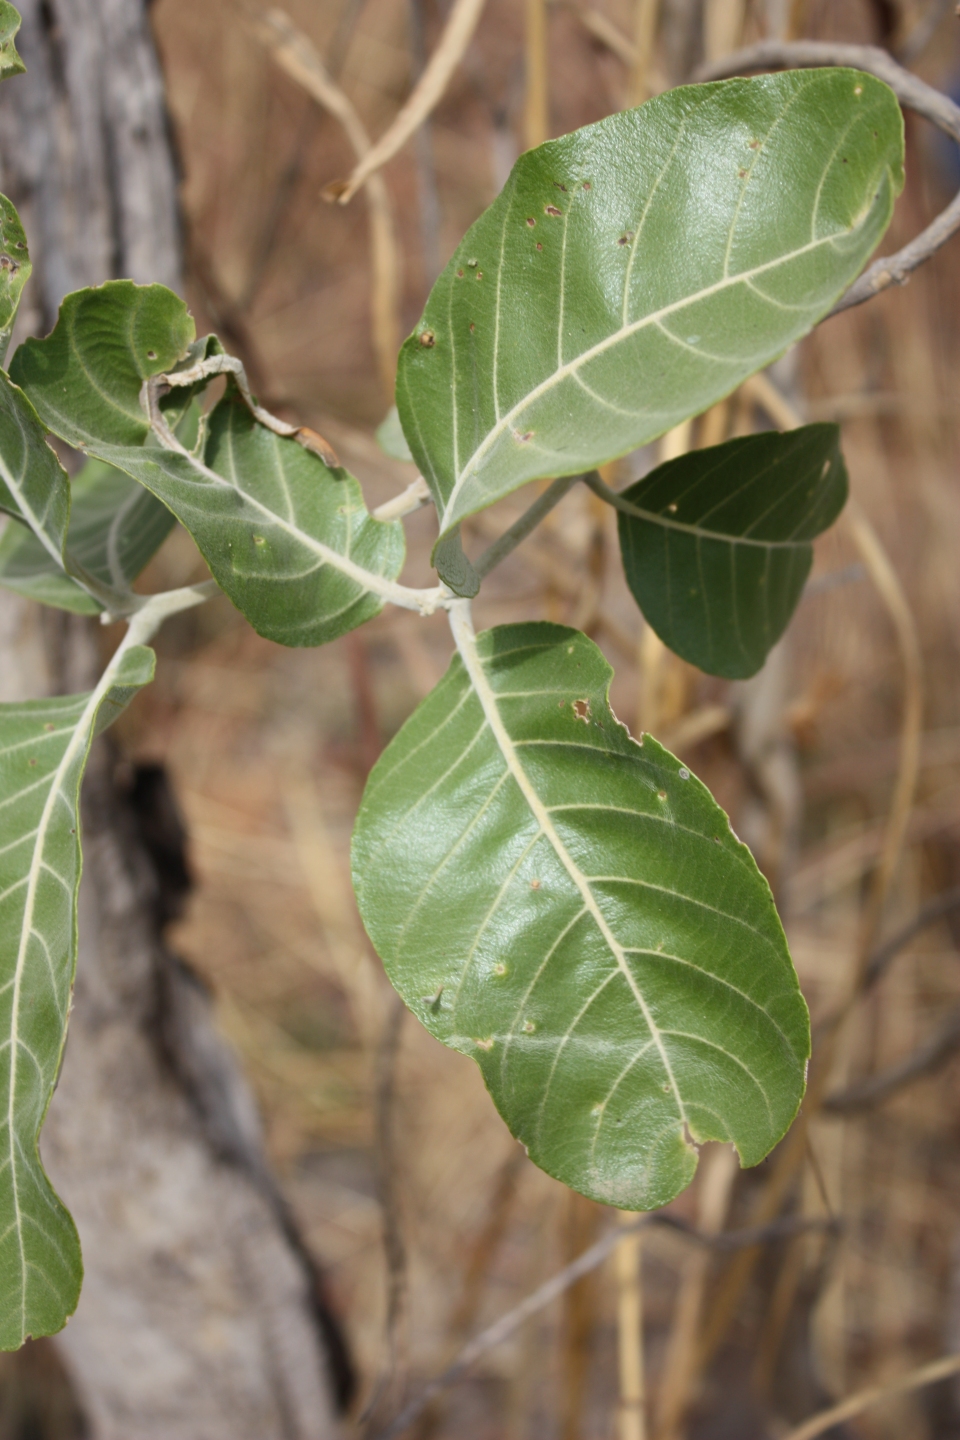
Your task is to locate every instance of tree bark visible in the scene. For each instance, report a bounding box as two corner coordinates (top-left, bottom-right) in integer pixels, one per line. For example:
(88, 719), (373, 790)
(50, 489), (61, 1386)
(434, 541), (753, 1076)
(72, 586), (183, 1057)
(0, 4), (349, 1435)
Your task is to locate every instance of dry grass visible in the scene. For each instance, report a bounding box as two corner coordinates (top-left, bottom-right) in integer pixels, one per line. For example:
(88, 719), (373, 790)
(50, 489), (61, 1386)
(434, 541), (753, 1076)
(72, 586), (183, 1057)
(98, 0), (960, 1434)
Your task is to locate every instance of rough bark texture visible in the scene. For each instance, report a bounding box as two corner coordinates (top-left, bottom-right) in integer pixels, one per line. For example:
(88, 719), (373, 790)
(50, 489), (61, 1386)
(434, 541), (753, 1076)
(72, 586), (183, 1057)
(0, 4), (348, 1434)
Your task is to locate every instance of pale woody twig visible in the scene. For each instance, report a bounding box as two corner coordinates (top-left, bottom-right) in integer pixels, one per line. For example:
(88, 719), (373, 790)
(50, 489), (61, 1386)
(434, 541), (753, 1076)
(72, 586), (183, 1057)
(327, 0), (489, 205)
(694, 40), (960, 315)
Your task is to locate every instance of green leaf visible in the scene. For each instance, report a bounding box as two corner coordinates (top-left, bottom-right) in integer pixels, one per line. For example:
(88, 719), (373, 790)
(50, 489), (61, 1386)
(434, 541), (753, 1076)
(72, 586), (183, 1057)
(13, 284), (408, 647)
(396, 70), (903, 539)
(0, 642), (156, 1346)
(614, 425), (848, 679)
(352, 620), (809, 1209)
(0, 371), (69, 569)
(0, 196), (31, 359)
(376, 405), (414, 463)
(10, 281), (196, 448)
(0, 4), (24, 82)
(0, 457), (177, 615)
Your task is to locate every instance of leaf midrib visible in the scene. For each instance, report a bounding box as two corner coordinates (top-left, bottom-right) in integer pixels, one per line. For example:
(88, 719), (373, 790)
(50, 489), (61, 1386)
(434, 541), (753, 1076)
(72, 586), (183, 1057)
(449, 603), (687, 1124)
(442, 225), (869, 525)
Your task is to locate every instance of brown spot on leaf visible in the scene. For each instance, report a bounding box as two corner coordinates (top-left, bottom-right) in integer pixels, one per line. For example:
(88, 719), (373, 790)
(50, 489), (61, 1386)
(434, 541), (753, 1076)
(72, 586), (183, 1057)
(582, 180), (592, 190)
(738, 168), (747, 178)
(514, 429), (534, 444)
(476, 270), (483, 280)
(749, 139), (760, 150)
(526, 217), (536, 227)
(536, 242), (543, 252)
(530, 878), (541, 890)
(666, 502), (678, 513)
(419, 329), (436, 347)
(572, 699), (590, 722)
(457, 268), (464, 277)
(618, 232), (634, 246)
(544, 205), (562, 217)
(475, 1037), (494, 1051)
(553, 181), (568, 192)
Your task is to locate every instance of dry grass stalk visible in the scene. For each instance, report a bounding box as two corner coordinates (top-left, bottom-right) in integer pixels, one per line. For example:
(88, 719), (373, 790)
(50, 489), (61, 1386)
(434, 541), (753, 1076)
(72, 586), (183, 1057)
(655, 1144), (738, 1440)
(702, 0), (746, 62)
(244, 4), (401, 397)
(525, 0), (550, 147)
(629, 0), (661, 106)
(615, 1211), (647, 1440)
(329, 0), (489, 205)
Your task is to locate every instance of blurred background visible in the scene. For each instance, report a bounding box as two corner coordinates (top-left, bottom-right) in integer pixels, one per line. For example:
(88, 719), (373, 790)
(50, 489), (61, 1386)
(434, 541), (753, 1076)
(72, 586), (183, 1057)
(3, 0), (960, 1436)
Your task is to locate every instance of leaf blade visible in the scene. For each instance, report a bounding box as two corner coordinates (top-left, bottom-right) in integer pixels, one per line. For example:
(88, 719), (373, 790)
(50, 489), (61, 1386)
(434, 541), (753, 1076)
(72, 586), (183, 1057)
(0, 644), (155, 1346)
(352, 621), (809, 1209)
(396, 70), (903, 536)
(615, 425), (848, 678)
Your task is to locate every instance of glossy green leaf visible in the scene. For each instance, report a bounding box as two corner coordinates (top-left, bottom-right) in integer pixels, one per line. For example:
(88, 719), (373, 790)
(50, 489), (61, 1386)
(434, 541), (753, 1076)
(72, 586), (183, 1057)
(13, 284), (408, 647)
(0, 4), (24, 83)
(352, 620), (809, 1209)
(0, 457), (177, 615)
(0, 196), (31, 360)
(396, 70), (903, 539)
(0, 642), (156, 1346)
(614, 425), (847, 679)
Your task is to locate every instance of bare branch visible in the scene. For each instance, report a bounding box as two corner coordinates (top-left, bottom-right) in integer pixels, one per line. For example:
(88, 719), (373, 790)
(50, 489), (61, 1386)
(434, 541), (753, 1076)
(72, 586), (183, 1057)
(473, 473), (585, 579)
(823, 1006), (960, 1114)
(326, 0), (488, 206)
(371, 477), (432, 523)
(372, 1211), (837, 1440)
(694, 40), (960, 314)
(863, 884), (960, 991)
(781, 1352), (960, 1440)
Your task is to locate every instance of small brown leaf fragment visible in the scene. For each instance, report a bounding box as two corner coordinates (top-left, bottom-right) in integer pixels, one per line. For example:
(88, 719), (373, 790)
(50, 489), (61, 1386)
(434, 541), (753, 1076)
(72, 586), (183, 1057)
(295, 426), (340, 468)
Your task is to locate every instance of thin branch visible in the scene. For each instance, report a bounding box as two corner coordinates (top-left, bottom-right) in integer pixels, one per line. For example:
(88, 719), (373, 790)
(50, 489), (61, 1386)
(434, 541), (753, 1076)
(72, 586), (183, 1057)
(694, 40), (960, 314)
(863, 884), (960, 990)
(473, 473), (585, 579)
(371, 1212), (836, 1440)
(238, 4), (401, 397)
(823, 1006), (960, 1113)
(327, 0), (489, 205)
(371, 476), (432, 523)
(781, 1352), (960, 1440)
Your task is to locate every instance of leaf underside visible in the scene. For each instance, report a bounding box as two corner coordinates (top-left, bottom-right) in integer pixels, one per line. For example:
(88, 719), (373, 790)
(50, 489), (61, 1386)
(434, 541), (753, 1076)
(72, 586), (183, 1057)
(0, 457), (178, 615)
(396, 69), (903, 537)
(0, 645), (155, 1347)
(353, 624), (810, 1210)
(12, 285), (406, 647)
(617, 425), (848, 679)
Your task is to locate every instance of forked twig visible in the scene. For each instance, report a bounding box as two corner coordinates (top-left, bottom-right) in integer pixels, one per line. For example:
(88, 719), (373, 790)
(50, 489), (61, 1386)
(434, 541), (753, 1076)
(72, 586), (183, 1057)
(695, 40), (960, 314)
(326, 0), (488, 205)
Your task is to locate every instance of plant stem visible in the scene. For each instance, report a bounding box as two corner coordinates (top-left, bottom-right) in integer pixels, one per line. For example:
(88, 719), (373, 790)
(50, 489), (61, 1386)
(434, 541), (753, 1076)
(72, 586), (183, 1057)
(473, 473), (585, 579)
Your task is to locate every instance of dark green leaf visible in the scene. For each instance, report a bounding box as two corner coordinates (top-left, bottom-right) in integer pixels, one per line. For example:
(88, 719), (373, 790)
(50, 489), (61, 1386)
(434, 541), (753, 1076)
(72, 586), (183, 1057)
(352, 620), (809, 1209)
(614, 425), (847, 679)
(396, 70), (903, 539)
(0, 643), (156, 1347)
(0, 196), (31, 357)
(0, 371), (69, 568)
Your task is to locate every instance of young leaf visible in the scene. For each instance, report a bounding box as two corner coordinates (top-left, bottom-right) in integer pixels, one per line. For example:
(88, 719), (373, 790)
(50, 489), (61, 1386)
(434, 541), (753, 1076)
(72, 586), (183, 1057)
(0, 196), (31, 360)
(352, 620), (809, 1210)
(396, 70), (903, 538)
(0, 3), (24, 83)
(0, 457), (177, 615)
(376, 405), (414, 463)
(13, 286), (409, 646)
(0, 643), (156, 1347)
(613, 425), (848, 679)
